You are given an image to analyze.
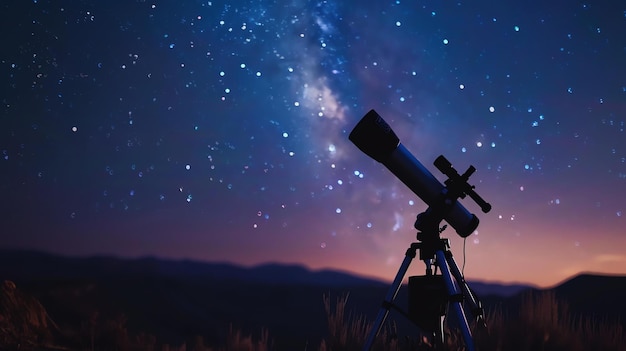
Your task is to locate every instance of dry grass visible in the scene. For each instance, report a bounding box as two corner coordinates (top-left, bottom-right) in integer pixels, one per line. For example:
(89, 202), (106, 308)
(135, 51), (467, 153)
(164, 325), (271, 351)
(222, 325), (271, 351)
(474, 290), (626, 351)
(320, 293), (400, 351)
(70, 290), (626, 351)
(318, 290), (626, 351)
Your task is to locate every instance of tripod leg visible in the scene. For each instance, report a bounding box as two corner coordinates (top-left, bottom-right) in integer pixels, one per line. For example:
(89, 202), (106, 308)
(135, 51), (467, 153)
(363, 245), (417, 351)
(445, 251), (486, 329)
(435, 250), (475, 351)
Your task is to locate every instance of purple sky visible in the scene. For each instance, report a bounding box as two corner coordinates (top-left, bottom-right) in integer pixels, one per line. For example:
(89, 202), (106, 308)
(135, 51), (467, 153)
(1, 1), (625, 287)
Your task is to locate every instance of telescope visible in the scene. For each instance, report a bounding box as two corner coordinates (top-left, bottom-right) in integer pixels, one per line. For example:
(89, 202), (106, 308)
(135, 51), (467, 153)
(349, 109), (490, 237)
(350, 109), (491, 351)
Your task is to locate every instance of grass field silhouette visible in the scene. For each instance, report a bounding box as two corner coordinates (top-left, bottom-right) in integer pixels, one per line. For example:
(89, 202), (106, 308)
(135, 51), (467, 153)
(159, 290), (625, 351)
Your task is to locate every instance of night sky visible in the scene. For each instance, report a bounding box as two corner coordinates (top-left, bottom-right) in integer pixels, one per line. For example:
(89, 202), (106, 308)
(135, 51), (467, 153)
(1, 1), (625, 288)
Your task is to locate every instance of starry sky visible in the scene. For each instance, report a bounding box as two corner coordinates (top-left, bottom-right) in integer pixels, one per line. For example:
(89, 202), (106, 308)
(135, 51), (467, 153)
(1, 1), (625, 288)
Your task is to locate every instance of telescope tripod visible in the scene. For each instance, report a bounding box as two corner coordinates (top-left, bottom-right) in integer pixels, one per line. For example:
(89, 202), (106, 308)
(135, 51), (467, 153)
(363, 225), (486, 351)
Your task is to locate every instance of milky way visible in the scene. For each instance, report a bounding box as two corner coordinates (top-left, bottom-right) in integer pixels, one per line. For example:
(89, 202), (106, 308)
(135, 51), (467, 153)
(1, 1), (625, 287)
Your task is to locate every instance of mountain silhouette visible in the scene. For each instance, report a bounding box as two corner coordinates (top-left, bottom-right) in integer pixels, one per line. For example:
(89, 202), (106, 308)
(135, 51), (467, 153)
(551, 273), (626, 323)
(0, 250), (388, 287)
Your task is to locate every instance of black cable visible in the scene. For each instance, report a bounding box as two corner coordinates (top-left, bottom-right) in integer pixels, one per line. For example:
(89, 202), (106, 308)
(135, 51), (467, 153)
(462, 236), (467, 277)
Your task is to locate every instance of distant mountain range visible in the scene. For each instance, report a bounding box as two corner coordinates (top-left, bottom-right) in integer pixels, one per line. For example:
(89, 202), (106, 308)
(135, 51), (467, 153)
(0, 249), (386, 286)
(0, 249), (532, 296)
(0, 249), (624, 350)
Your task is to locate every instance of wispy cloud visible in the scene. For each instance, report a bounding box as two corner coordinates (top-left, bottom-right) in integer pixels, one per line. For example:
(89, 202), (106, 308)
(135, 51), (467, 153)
(594, 254), (626, 263)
